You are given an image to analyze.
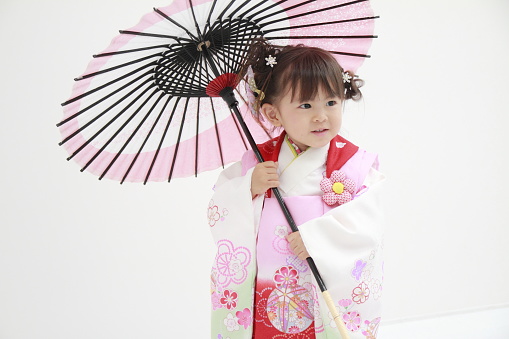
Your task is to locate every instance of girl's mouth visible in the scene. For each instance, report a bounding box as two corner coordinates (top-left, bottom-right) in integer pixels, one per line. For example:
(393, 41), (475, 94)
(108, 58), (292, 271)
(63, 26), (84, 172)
(312, 129), (328, 133)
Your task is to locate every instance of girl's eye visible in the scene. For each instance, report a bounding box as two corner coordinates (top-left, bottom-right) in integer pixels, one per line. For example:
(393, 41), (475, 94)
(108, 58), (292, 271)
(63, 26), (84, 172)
(326, 100), (337, 106)
(299, 103), (312, 109)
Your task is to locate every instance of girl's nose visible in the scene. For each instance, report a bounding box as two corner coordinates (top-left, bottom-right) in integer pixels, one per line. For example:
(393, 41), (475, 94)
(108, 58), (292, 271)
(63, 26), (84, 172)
(313, 110), (327, 122)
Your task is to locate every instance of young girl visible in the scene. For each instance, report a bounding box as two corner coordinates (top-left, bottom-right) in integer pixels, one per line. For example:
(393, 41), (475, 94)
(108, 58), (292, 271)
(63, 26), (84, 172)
(208, 41), (385, 339)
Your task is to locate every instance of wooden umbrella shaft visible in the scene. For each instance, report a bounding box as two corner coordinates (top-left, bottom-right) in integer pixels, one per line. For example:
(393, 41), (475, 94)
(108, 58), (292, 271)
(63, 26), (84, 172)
(220, 87), (350, 339)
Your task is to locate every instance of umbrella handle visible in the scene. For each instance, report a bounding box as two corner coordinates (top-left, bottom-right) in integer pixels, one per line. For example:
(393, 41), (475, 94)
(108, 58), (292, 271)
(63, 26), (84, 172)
(221, 88), (350, 339)
(323, 290), (351, 339)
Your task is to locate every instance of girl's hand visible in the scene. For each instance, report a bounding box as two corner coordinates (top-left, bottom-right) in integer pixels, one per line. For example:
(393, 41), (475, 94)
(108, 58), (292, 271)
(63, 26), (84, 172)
(286, 231), (310, 260)
(251, 161), (279, 198)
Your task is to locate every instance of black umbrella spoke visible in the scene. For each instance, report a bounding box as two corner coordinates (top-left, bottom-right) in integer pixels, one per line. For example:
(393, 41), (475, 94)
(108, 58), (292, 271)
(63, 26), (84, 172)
(194, 97), (200, 177)
(89, 88), (161, 175)
(205, 0), (220, 32)
(60, 78), (154, 147)
(76, 53), (160, 81)
(100, 91), (166, 180)
(188, 0), (204, 40)
(266, 35), (377, 40)
(215, 0), (239, 22)
(226, 0), (251, 19)
(121, 93), (171, 184)
(120, 30), (194, 43)
(59, 70), (154, 128)
(93, 44), (169, 58)
(330, 50), (372, 58)
(168, 97), (191, 182)
(68, 82), (156, 161)
(154, 7), (199, 41)
(156, 53), (209, 96)
(144, 96), (181, 183)
(253, 0), (315, 24)
(236, 0), (274, 20)
(263, 16), (379, 34)
(61, 63), (156, 108)
(209, 97), (225, 169)
(261, 0), (370, 27)
(229, 107), (248, 151)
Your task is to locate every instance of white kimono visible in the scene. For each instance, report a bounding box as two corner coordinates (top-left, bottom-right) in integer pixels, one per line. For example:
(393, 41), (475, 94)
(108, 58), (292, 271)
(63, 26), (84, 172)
(208, 134), (385, 339)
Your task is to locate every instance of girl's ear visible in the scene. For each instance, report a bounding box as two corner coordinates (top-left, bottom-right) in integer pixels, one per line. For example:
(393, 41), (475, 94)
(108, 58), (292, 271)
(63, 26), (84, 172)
(260, 103), (282, 127)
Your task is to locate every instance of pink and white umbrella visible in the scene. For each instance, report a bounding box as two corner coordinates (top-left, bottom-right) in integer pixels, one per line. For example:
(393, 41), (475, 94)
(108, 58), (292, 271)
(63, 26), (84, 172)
(58, 0), (377, 184)
(58, 1), (378, 336)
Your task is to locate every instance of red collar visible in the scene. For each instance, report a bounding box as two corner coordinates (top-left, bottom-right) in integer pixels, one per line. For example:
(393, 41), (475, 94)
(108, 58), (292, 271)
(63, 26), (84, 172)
(257, 131), (359, 196)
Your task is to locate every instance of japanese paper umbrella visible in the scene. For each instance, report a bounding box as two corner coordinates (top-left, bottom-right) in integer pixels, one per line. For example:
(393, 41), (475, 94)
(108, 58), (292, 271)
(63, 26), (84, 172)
(58, 0), (377, 336)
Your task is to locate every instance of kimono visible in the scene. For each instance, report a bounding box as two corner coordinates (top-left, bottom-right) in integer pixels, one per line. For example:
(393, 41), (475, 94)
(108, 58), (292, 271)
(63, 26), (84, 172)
(208, 131), (385, 339)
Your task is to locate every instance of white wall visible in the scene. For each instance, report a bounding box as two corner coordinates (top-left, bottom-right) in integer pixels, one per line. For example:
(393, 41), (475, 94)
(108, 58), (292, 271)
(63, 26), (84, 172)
(0, 0), (508, 338)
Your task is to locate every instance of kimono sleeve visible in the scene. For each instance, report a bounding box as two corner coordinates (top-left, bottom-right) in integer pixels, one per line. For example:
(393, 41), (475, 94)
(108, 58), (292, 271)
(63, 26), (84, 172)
(297, 168), (386, 308)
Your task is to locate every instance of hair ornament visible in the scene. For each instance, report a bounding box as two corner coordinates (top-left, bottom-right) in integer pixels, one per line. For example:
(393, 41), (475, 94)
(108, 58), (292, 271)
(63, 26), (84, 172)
(245, 66), (265, 116)
(265, 55), (277, 68)
(342, 71), (353, 83)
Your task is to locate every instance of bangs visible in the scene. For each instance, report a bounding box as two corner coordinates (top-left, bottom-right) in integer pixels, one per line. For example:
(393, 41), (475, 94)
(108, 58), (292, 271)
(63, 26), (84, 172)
(280, 50), (344, 102)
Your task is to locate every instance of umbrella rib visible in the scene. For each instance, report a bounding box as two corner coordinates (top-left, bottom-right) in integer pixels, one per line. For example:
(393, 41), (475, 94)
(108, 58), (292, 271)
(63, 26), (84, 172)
(215, 0), (239, 22)
(253, 0), (315, 23)
(119, 30), (194, 43)
(100, 91), (166, 180)
(236, 0), (274, 20)
(168, 97), (191, 182)
(69, 83), (156, 162)
(121, 93), (171, 184)
(229, 107), (248, 151)
(144, 96), (181, 184)
(205, 0), (220, 32)
(61, 78), (153, 148)
(61, 63), (156, 108)
(266, 35), (378, 40)
(209, 97), (225, 169)
(241, 0), (290, 21)
(263, 16), (379, 34)
(58, 70), (154, 128)
(76, 54), (160, 81)
(188, 0), (204, 40)
(226, 0), (252, 19)
(259, 0), (370, 26)
(93, 44), (169, 58)
(85, 88), (159, 174)
(194, 97), (200, 177)
(153, 7), (199, 41)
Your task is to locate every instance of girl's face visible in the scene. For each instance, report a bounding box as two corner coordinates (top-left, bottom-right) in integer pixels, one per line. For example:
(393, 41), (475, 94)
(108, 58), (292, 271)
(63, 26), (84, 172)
(262, 86), (343, 150)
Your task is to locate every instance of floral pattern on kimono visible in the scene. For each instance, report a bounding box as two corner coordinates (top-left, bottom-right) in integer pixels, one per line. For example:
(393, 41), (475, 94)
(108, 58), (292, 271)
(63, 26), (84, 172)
(209, 132), (385, 339)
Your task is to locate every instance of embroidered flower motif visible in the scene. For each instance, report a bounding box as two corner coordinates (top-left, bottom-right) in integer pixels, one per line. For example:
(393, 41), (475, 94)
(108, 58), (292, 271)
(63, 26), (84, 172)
(220, 289), (238, 310)
(320, 170), (356, 206)
(211, 292), (223, 310)
(208, 200), (221, 227)
(362, 317), (381, 339)
(265, 55), (277, 67)
(273, 266), (299, 287)
(236, 308), (252, 329)
(224, 313), (240, 331)
(351, 260), (367, 281)
(352, 282), (370, 304)
(214, 240), (252, 288)
(338, 298), (353, 310)
(343, 311), (362, 332)
(274, 225), (288, 238)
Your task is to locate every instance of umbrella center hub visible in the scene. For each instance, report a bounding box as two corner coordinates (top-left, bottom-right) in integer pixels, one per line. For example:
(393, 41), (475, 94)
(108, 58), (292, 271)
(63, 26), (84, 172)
(153, 18), (263, 97)
(197, 41), (211, 51)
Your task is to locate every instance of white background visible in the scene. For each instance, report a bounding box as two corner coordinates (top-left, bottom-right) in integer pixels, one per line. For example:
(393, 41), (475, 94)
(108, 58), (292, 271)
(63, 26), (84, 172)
(1, 0), (508, 338)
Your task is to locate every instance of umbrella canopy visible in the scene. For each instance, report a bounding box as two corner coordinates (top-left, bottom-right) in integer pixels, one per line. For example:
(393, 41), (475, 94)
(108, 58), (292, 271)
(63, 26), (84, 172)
(58, 0), (377, 183)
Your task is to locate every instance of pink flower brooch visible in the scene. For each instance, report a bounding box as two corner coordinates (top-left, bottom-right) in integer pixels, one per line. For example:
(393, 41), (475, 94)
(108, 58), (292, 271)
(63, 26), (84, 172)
(320, 170), (356, 206)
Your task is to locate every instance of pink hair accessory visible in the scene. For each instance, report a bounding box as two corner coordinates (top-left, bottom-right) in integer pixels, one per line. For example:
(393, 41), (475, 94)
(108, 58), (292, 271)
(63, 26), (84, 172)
(320, 170), (356, 206)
